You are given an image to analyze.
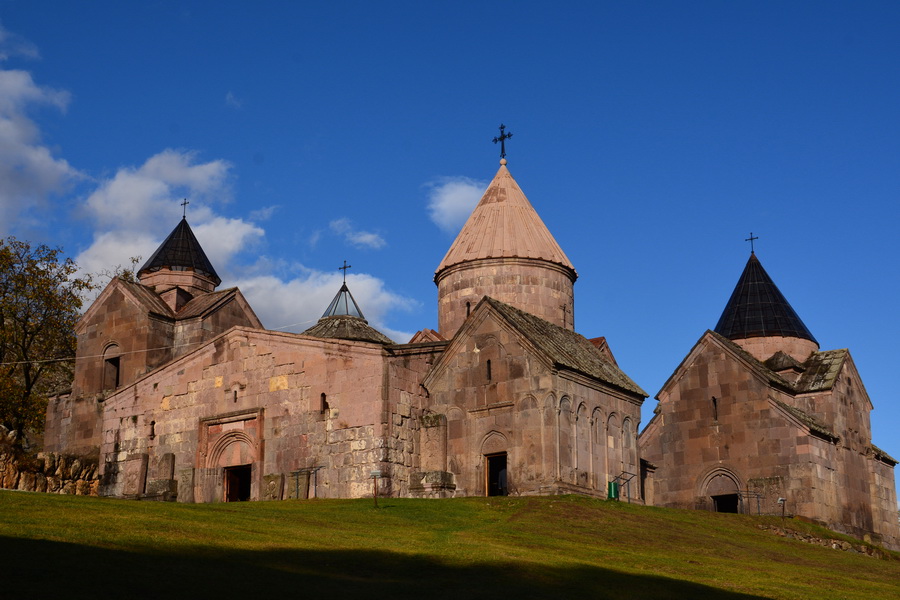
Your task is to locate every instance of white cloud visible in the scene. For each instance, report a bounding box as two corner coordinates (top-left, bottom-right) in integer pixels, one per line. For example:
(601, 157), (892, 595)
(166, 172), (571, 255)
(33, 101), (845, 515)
(329, 217), (386, 249)
(225, 91), (242, 109)
(0, 67), (80, 235)
(234, 269), (417, 342)
(0, 22), (40, 62)
(425, 176), (485, 233)
(76, 149), (258, 278)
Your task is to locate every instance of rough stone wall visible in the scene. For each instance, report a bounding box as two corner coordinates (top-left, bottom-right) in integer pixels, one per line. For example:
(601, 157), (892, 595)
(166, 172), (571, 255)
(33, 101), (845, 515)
(173, 297), (261, 360)
(869, 457), (900, 549)
(423, 311), (642, 498)
(44, 392), (103, 455)
(640, 333), (899, 550)
(97, 327), (390, 502)
(74, 283), (175, 397)
(383, 343), (447, 497)
(436, 258), (575, 338)
(0, 429), (99, 496)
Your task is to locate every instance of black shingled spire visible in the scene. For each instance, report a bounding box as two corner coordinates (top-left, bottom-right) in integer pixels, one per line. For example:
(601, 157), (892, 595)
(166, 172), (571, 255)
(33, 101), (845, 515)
(714, 253), (817, 344)
(138, 217), (222, 286)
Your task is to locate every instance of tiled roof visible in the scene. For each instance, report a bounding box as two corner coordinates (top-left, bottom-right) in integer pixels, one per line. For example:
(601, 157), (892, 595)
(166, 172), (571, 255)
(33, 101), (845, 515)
(302, 315), (394, 345)
(435, 162), (576, 278)
(871, 444), (898, 466)
(138, 218), (221, 286)
(795, 349), (848, 393)
(177, 288), (240, 319)
(484, 297), (646, 397)
(772, 398), (839, 441)
(118, 280), (174, 317)
(714, 253), (817, 344)
(708, 331), (795, 391)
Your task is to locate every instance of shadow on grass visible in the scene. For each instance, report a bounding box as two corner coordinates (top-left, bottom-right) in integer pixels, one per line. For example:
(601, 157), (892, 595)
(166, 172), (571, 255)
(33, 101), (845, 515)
(3, 535), (767, 600)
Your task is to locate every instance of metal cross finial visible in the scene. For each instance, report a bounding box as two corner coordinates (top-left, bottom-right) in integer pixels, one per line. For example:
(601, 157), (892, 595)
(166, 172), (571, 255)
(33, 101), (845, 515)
(492, 124), (513, 159)
(339, 260), (352, 283)
(745, 232), (759, 254)
(181, 199), (190, 218)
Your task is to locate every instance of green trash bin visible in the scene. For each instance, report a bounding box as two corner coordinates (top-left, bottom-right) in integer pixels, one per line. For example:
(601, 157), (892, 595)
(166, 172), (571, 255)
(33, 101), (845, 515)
(607, 481), (619, 500)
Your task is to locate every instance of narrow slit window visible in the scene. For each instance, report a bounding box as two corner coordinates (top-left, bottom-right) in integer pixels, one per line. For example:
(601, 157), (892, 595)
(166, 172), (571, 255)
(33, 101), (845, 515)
(320, 393), (329, 412)
(486, 359), (492, 382)
(711, 396), (718, 421)
(466, 301), (471, 317)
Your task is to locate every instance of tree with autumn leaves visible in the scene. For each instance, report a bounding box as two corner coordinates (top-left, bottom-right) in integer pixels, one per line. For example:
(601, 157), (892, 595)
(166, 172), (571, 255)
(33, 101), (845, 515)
(0, 237), (94, 443)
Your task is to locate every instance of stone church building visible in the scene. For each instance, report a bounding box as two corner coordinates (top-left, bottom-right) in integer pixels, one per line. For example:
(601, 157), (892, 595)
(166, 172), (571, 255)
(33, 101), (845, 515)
(42, 154), (897, 549)
(44, 157), (647, 503)
(639, 252), (899, 548)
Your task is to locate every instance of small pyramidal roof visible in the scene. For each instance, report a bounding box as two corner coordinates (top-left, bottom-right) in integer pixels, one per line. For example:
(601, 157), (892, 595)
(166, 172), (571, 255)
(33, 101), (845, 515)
(714, 253), (817, 344)
(435, 159), (576, 278)
(138, 217), (221, 286)
(322, 282), (364, 319)
(302, 281), (394, 345)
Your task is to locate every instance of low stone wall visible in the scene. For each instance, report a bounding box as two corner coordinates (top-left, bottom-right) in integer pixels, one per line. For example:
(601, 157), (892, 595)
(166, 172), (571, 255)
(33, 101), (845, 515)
(758, 524), (892, 559)
(0, 443), (100, 496)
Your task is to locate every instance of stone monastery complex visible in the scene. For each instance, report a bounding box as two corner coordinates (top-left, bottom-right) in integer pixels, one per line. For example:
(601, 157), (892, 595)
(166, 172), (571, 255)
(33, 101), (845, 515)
(44, 154), (899, 549)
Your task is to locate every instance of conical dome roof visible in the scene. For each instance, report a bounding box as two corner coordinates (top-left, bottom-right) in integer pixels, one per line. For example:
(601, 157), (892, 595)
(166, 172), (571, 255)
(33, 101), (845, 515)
(302, 281), (394, 345)
(435, 160), (576, 279)
(138, 217), (221, 286)
(714, 253), (817, 344)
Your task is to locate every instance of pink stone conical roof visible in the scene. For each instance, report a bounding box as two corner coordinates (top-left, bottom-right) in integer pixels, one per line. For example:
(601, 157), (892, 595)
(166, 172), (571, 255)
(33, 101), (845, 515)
(435, 160), (576, 278)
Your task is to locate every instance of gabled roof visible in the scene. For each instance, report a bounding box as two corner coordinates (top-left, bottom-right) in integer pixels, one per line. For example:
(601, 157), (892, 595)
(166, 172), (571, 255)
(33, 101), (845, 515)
(771, 398), (839, 442)
(795, 349), (848, 394)
(714, 253), (816, 344)
(138, 218), (221, 286)
(482, 297), (646, 397)
(435, 161), (576, 278)
(666, 331), (852, 399)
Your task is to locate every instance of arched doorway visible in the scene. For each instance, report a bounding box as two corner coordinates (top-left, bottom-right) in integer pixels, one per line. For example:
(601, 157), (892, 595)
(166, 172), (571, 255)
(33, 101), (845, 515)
(482, 432), (509, 496)
(705, 471), (742, 513)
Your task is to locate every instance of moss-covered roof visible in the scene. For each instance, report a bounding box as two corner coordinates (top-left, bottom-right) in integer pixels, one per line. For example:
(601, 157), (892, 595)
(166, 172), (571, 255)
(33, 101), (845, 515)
(772, 398), (839, 442)
(483, 297), (646, 397)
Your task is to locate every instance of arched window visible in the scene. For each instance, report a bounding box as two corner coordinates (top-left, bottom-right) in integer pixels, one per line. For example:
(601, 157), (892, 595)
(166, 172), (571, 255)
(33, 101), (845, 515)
(103, 344), (121, 391)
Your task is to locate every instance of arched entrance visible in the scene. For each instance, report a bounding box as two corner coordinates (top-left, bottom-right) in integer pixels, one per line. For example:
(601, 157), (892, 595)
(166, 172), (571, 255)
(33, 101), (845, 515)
(704, 470), (742, 513)
(482, 431), (509, 496)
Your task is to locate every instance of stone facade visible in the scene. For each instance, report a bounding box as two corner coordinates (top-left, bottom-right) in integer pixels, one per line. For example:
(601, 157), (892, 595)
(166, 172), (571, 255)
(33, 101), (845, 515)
(640, 253), (899, 550)
(44, 160), (646, 507)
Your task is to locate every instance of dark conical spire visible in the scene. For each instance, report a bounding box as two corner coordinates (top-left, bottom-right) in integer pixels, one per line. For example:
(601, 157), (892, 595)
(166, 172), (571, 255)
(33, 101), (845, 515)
(714, 253), (817, 344)
(138, 217), (221, 286)
(322, 282), (364, 319)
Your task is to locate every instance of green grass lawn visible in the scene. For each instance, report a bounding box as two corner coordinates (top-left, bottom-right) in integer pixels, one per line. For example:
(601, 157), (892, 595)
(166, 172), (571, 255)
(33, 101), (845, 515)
(1, 490), (897, 599)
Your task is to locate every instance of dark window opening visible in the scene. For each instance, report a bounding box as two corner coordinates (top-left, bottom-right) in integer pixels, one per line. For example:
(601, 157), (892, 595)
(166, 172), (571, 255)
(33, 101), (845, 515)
(712, 493), (739, 513)
(466, 301), (471, 317)
(711, 396), (718, 421)
(320, 393), (329, 412)
(486, 359), (492, 382)
(103, 356), (120, 390)
(233, 390), (238, 403)
(149, 420), (156, 440)
(224, 465), (252, 502)
(486, 452), (507, 496)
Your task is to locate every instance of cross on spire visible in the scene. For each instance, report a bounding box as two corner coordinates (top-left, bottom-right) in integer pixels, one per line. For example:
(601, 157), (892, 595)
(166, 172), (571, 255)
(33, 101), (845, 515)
(181, 199), (190, 218)
(339, 260), (352, 283)
(745, 232), (759, 254)
(492, 124), (513, 159)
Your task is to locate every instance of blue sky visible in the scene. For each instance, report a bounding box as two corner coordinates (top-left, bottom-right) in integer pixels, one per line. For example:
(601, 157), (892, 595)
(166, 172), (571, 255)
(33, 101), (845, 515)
(1, 2), (898, 462)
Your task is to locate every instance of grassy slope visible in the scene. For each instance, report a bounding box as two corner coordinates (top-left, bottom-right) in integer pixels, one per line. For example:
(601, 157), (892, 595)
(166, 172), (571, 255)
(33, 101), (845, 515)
(1, 491), (897, 600)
